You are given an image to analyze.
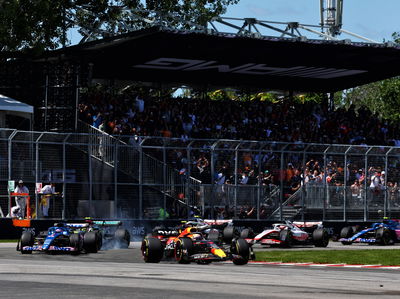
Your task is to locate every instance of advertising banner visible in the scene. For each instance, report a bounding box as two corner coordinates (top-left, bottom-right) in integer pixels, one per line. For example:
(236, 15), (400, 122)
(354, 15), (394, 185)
(7, 180), (15, 192)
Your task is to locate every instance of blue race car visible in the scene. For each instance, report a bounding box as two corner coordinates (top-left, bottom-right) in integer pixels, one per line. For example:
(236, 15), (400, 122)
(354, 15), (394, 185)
(339, 219), (400, 245)
(18, 223), (99, 254)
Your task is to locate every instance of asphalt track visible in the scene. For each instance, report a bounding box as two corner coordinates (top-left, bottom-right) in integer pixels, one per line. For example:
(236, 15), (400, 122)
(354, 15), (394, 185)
(1, 242), (400, 298)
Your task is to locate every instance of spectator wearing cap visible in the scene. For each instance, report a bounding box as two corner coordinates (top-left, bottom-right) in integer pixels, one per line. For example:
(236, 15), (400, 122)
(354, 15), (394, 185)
(14, 180), (29, 218)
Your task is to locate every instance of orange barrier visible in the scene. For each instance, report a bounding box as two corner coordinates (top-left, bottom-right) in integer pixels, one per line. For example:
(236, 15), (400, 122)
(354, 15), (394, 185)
(9, 193), (31, 219)
(12, 219), (31, 227)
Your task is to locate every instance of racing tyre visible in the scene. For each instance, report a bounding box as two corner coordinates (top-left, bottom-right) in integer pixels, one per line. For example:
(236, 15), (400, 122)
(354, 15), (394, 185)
(69, 234), (82, 255)
(231, 238), (249, 265)
(313, 228), (329, 247)
(20, 232), (34, 254)
(207, 229), (221, 244)
(340, 226), (353, 245)
(83, 232), (99, 253)
(223, 226), (239, 244)
(96, 232), (103, 251)
(114, 228), (130, 249)
(352, 225), (360, 234)
(142, 237), (163, 263)
(376, 227), (392, 245)
(240, 228), (254, 239)
(279, 229), (293, 247)
(175, 237), (193, 264)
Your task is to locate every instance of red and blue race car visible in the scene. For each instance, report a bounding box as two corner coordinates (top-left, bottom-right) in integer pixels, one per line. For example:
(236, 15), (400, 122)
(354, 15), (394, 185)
(339, 219), (400, 245)
(17, 223), (99, 254)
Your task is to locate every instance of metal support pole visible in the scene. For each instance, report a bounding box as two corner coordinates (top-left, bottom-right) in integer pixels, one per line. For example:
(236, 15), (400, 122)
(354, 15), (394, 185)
(279, 150), (285, 221)
(323, 146), (330, 221)
(35, 133), (43, 219)
(7, 130), (17, 216)
(186, 144), (192, 218)
(75, 73), (79, 131)
(364, 147), (373, 221)
(139, 146), (143, 219)
(162, 145), (167, 219)
(62, 134), (70, 219)
(210, 141), (217, 219)
(234, 145), (240, 219)
(88, 141), (92, 218)
(301, 146), (309, 222)
(114, 143), (118, 219)
(343, 146), (352, 222)
(384, 148), (393, 218)
(35, 141), (39, 219)
(44, 75), (48, 131)
(7, 130), (17, 181)
(257, 149), (262, 220)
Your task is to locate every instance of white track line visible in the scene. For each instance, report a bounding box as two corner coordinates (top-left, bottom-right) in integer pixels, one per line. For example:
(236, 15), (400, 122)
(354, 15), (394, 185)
(247, 261), (400, 269)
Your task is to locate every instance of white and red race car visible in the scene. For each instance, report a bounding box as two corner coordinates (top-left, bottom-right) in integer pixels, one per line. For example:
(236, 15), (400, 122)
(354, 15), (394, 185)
(240, 221), (329, 247)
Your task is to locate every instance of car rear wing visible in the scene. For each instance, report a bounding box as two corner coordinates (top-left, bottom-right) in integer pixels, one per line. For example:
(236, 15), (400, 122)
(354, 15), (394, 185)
(65, 223), (89, 228)
(92, 220), (122, 226)
(293, 221), (323, 228)
(203, 219), (233, 225)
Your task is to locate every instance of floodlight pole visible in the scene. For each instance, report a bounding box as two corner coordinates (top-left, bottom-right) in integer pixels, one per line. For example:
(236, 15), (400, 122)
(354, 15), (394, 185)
(320, 0), (343, 39)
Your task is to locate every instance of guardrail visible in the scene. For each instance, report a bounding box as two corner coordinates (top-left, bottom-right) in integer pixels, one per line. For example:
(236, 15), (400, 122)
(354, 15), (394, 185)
(2, 127), (400, 221)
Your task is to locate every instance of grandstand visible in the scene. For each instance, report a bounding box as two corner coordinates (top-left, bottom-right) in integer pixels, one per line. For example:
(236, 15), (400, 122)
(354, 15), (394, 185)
(1, 11), (400, 222)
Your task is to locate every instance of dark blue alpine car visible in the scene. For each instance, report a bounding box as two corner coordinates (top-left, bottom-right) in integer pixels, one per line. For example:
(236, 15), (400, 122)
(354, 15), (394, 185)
(18, 223), (99, 254)
(339, 219), (400, 245)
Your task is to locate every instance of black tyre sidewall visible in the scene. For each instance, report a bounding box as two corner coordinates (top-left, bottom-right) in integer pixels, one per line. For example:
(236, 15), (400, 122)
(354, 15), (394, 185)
(20, 232), (34, 254)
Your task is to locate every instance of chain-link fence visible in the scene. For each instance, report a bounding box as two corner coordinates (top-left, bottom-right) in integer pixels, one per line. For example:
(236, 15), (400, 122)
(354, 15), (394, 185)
(1, 127), (400, 221)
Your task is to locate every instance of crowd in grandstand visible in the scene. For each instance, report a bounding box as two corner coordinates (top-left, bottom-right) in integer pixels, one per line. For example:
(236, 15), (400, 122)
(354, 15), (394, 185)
(79, 88), (400, 219)
(79, 89), (400, 147)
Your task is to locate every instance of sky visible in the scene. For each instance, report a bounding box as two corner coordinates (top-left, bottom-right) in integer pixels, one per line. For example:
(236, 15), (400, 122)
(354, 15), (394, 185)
(68, 0), (399, 44)
(221, 0), (399, 43)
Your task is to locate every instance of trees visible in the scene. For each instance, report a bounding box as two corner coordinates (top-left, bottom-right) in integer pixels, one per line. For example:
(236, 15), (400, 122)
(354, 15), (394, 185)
(341, 78), (400, 122)
(0, 0), (239, 52)
(333, 32), (400, 122)
(0, 0), (69, 52)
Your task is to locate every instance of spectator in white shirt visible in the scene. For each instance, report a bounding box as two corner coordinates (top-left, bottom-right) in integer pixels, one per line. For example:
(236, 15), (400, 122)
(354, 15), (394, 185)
(14, 180), (29, 218)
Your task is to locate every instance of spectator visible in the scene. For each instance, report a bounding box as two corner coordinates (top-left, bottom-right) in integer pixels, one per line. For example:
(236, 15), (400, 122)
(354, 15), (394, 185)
(350, 180), (362, 205)
(40, 182), (56, 217)
(387, 182), (399, 207)
(290, 169), (302, 193)
(7, 206), (21, 218)
(240, 172), (249, 185)
(157, 207), (169, 220)
(14, 180), (29, 219)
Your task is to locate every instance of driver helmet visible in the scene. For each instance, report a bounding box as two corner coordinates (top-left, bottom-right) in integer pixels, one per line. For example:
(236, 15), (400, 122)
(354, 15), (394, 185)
(191, 233), (202, 240)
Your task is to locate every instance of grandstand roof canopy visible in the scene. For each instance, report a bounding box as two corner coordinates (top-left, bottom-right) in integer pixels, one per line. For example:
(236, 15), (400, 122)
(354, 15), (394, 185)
(0, 94), (33, 114)
(48, 27), (400, 92)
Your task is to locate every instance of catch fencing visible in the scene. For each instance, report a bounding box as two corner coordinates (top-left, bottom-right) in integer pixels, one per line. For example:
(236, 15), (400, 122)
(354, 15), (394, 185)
(1, 127), (400, 221)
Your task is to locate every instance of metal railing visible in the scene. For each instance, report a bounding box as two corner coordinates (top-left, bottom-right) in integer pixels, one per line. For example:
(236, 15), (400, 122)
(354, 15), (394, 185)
(1, 128), (400, 221)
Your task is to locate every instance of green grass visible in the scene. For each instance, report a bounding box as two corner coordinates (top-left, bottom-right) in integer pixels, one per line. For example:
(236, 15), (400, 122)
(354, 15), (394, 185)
(0, 239), (18, 243)
(255, 250), (400, 266)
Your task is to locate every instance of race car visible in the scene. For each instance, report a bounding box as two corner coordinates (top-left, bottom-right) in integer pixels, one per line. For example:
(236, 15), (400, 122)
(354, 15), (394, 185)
(240, 220), (329, 248)
(339, 219), (400, 245)
(148, 218), (239, 245)
(17, 223), (99, 254)
(142, 225), (253, 265)
(86, 220), (131, 249)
